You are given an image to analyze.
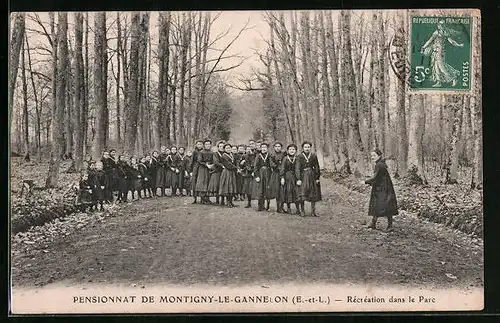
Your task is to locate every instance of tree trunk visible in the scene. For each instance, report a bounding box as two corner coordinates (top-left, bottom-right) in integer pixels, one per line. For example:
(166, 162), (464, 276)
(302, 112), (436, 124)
(157, 12), (171, 148)
(116, 13), (122, 150)
(407, 94), (427, 184)
(341, 10), (365, 176)
(83, 13), (89, 158)
(46, 13), (68, 188)
(25, 33), (41, 159)
(9, 13), (25, 132)
(124, 12), (142, 156)
(74, 12), (85, 171)
(92, 12), (108, 160)
(21, 36), (30, 161)
(395, 13), (408, 177)
(178, 13), (189, 147)
(378, 12), (387, 154)
(445, 95), (463, 184)
(470, 15), (482, 189)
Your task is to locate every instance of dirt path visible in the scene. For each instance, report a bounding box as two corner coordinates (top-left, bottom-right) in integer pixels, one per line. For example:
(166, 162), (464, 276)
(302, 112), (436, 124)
(11, 179), (483, 289)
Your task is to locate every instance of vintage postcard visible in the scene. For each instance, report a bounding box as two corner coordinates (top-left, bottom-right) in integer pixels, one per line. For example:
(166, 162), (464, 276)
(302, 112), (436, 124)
(9, 8), (482, 314)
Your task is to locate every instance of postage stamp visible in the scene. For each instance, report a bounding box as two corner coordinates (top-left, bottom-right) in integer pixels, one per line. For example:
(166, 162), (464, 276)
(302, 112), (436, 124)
(409, 16), (472, 91)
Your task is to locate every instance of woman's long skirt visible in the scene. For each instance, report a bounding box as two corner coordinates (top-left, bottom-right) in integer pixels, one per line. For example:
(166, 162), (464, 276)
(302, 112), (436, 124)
(281, 171), (298, 203)
(195, 167), (210, 193)
(207, 171), (222, 195)
(297, 168), (322, 202)
(156, 167), (168, 188)
(242, 176), (253, 195)
(166, 169), (177, 189)
(235, 172), (243, 194)
(219, 169), (237, 195)
(128, 178), (142, 192)
(267, 170), (280, 200)
(251, 166), (270, 200)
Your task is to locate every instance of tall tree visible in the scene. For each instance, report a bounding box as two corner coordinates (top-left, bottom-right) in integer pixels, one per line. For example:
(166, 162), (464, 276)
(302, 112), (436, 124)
(9, 13), (26, 132)
(74, 12), (85, 171)
(45, 13), (68, 188)
(92, 12), (108, 160)
(395, 13), (408, 176)
(445, 95), (463, 184)
(124, 12), (142, 155)
(407, 94), (427, 183)
(157, 12), (171, 148)
(470, 14), (482, 189)
(21, 36), (30, 161)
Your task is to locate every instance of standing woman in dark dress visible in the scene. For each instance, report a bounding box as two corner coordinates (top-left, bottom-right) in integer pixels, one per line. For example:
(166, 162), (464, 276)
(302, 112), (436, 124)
(364, 149), (398, 231)
(175, 147), (188, 196)
(236, 144), (246, 201)
(190, 140), (204, 204)
(252, 143), (272, 211)
(241, 146), (255, 208)
(219, 144), (238, 207)
(150, 150), (160, 196)
(280, 144), (300, 215)
(269, 142), (285, 213)
(91, 161), (107, 211)
(128, 157), (143, 200)
(156, 146), (169, 196)
(195, 139), (214, 204)
(208, 141), (225, 205)
(295, 142), (322, 217)
(139, 156), (153, 198)
(116, 155), (130, 203)
(101, 150), (114, 203)
(166, 147), (178, 196)
(184, 150), (193, 196)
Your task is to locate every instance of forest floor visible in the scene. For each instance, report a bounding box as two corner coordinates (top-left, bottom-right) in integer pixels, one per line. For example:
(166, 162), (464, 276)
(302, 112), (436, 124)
(11, 168), (483, 290)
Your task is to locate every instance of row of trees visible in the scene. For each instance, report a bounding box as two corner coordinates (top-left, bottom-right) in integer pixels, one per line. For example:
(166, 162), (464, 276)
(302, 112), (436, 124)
(234, 10), (482, 188)
(9, 12), (242, 187)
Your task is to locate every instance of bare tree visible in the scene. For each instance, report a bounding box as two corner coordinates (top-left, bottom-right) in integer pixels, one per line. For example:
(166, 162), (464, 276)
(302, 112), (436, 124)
(9, 13), (26, 132)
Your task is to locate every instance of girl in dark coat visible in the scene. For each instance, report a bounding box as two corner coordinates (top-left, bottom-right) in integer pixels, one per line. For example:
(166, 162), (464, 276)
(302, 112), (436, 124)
(149, 151), (159, 196)
(195, 140), (214, 204)
(296, 142), (322, 217)
(269, 142), (286, 212)
(242, 145), (255, 208)
(109, 149), (119, 195)
(101, 150), (115, 203)
(174, 147), (188, 196)
(116, 155), (130, 203)
(90, 161), (106, 211)
(128, 157), (142, 200)
(208, 141), (225, 205)
(219, 144), (239, 207)
(139, 156), (153, 198)
(78, 171), (95, 212)
(190, 141), (204, 203)
(280, 144), (300, 215)
(156, 146), (169, 196)
(364, 149), (398, 231)
(185, 150), (194, 196)
(236, 145), (246, 201)
(251, 143), (272, 211)
(167, 147), (179, 196)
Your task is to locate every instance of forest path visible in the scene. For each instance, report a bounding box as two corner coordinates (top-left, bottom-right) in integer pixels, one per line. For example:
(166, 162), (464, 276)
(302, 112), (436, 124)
(11, 179), (483, 289)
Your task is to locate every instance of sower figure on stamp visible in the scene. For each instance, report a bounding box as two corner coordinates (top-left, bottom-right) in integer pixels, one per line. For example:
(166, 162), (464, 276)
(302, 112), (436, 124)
(280, 144), (300, 215)
(190, 140), (204, 204)
(269, 142), (285, 213)
(195, 139), (215, 204)
(252, 142), (272, 212)
(208, 141), (225, 205)
(219, 144), (239, 207)
(296, 142), (322, 217)
(364, 148), (399, 232)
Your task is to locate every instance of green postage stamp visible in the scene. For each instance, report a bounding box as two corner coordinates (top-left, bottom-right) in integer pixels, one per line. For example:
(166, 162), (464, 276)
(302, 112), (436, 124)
(410, 16), (472, 91)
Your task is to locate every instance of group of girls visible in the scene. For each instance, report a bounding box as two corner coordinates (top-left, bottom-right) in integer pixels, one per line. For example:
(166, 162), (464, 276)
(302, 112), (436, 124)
(77, 147), (194, 211)
(190, 139), (322, 217)
(77, 138), (322, 217)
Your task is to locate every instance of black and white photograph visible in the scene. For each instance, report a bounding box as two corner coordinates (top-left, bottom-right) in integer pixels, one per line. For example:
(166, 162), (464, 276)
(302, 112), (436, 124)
(9, 9), (483, 313)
